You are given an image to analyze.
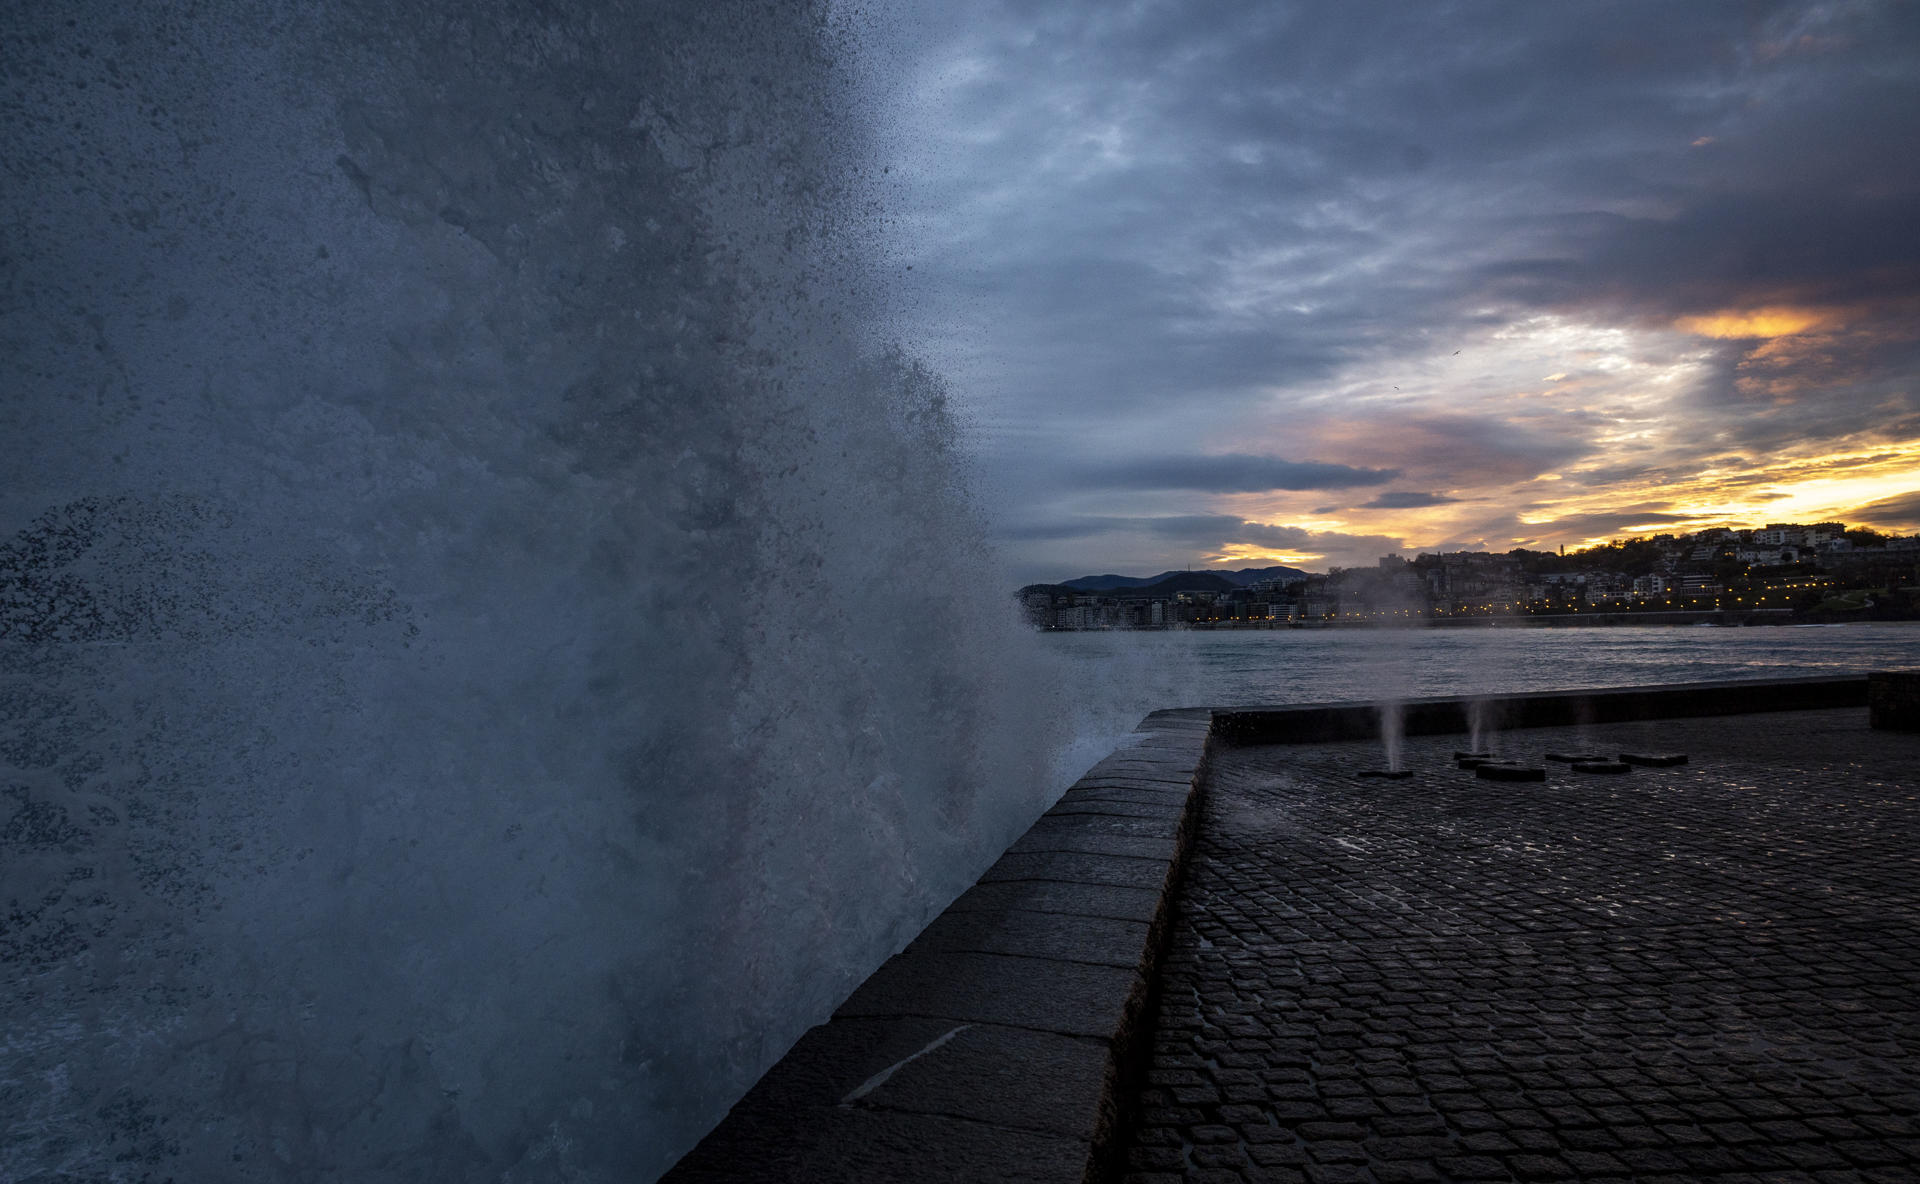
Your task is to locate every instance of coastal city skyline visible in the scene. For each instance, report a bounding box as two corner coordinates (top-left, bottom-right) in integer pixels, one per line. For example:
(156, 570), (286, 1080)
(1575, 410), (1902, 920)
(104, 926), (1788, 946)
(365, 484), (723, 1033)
(873, 2), (1920, 583)
(1020, 516), (1920, 628)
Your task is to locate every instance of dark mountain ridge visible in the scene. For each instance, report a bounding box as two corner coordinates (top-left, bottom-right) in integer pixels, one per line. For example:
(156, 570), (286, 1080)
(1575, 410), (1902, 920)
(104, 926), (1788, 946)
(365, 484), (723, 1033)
(1060, 564), (1308, 591)
(1022, 566), (1310, 601)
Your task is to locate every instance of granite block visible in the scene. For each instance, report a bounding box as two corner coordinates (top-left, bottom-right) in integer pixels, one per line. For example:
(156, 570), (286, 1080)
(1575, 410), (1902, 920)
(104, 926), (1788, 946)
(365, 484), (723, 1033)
(912, 906), (1154, 969)
(665, 1099), (1091, 1183)
(943, 878), (1169, 924)
(833, 948), (1145, 1041)
(980, 849), (1177, 890)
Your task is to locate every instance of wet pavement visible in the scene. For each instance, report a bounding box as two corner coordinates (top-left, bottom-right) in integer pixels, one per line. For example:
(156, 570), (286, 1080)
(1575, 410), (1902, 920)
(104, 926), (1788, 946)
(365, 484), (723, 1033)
(1122, 708), (1920, 1183)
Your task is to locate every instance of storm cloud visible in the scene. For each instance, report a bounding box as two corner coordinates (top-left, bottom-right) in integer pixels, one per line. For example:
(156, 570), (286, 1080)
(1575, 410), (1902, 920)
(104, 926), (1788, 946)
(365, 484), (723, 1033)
(1357, 492), (1462, 510)
(1854, 489), (1920, 531)
(1082, 454), (1399, 493)
(873, 0), (1920, 582)
(996, 513), (1409, 573)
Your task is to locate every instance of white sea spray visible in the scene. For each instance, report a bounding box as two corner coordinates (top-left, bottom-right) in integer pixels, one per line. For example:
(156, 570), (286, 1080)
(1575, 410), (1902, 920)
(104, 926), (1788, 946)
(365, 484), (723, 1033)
(0, 3), (1080, 1179)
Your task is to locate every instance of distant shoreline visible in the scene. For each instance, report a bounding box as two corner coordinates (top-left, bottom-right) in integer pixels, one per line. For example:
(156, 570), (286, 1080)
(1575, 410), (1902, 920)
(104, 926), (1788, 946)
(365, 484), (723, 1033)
(1039, 607), (1920, 632)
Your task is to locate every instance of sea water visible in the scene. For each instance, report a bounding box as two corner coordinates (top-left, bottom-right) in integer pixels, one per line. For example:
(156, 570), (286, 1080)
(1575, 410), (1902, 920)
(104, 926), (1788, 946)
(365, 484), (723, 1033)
(1040, 621), (1920, 716)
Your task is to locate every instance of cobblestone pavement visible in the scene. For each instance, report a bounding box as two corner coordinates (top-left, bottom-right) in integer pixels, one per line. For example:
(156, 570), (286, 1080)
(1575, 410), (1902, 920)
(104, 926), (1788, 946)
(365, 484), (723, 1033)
(1122, 708), (1920, 1183)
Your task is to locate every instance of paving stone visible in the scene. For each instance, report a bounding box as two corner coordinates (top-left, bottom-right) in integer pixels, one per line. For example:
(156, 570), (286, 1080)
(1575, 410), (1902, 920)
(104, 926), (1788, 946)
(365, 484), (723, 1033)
(1460, 1131), (1520, 1154)
(1247, 1142), (1308, 1165)
(1297, 1121), (1365, 1140)
(942, 877), (1167, 924)
(1562, 1148), (1628, 1175)
(1559, 1127), (1623, 1151)
(1019, 809), (1189, 845)
(1307, 1140), (1367, 1163)
(1833, 1139), (1909, 1167)
(1112, 708), (1920, 1182)
(1437, 1153), (1513, 1179)
(1507, 1152), (1576, 1179)
(1302, 1165), (1369, 1184)
(1615, 1147), (1690, 1173)
(1188, 1145), (1248, 1170)
(1006, 826), (1181, 861)
(1040, 799), (1187, 828)
(666, 1103), (1090, 1182)
(1367, 1134), (1454, 1159)
(1675, 1145), (1746, 1173)
(841, 1022), (1114, 1141)
(978, 845), (1175, 888)
(834, 948), (1143, 1040)
(911, 907), (1152, 969)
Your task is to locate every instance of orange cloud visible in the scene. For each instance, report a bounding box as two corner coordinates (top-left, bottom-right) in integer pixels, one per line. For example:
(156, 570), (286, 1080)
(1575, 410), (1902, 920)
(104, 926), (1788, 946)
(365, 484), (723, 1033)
(1674, 306), (1833, 339)
(1210, 542), (1324, 566)
(1186, 307), (1920, 570)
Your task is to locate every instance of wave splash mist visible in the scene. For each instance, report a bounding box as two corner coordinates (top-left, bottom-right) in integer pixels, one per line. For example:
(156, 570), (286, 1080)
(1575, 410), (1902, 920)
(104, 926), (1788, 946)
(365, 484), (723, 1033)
(1, 3), (1074, 1179)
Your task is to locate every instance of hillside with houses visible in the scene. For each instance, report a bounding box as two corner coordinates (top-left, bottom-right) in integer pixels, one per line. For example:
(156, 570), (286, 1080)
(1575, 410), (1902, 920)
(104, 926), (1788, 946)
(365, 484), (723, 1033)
(1020, 523), (1920, 629)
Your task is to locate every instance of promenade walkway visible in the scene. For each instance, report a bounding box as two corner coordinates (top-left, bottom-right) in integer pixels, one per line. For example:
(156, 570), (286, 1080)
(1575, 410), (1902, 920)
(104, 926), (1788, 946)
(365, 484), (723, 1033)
(1122, 708), (1920, 1183)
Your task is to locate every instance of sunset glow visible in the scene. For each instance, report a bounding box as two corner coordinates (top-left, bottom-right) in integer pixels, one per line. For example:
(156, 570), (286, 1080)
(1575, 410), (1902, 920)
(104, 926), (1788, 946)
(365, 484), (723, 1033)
(879, 3), (1920, 581)
(1674, 307), (1834, 339)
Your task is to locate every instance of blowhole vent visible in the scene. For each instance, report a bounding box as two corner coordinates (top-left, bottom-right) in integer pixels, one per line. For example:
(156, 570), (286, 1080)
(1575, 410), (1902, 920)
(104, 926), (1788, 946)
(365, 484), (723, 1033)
(1572, 761), (1632, 775)
(1620, 753), (1687, 767)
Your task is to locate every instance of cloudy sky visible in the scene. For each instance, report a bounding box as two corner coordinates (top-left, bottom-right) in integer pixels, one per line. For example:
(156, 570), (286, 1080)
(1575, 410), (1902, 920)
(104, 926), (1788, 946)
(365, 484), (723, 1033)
(861, 0), (1920, 584)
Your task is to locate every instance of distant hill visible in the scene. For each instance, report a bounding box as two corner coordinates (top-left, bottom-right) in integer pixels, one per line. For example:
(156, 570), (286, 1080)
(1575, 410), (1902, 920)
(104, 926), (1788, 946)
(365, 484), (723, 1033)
(1116, 571), (1237, 599)
(1055, 573), (1151, 591)
(1020, 571), (1235, 601)
(1022, 566), (1308, 602)
(1061, 564), (1308, 591)
(1212, 564), (1312, 587)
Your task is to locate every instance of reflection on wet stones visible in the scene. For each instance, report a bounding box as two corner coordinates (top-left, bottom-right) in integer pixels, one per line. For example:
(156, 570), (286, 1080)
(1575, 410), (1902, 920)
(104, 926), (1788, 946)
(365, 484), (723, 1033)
(1121, 708), (1920, 1183)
